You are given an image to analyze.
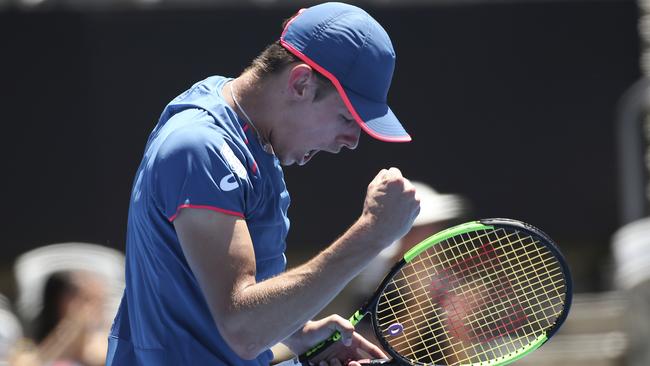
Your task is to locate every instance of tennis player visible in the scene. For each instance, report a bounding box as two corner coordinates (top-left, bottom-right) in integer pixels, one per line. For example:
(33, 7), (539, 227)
(106, 3), (420, 365)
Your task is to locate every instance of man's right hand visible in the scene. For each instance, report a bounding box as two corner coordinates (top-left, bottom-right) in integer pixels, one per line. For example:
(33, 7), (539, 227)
(359, 167), (421, 249)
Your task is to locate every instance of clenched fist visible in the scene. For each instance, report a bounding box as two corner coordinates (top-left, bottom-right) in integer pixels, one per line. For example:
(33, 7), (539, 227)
(359, 168), (420, 248)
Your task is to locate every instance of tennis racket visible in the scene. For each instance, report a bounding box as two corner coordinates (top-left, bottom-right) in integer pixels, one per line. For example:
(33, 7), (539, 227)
(298, 218), (572, 366)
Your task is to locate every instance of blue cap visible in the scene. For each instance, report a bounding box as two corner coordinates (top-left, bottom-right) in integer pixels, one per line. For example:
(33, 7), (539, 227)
(280, 2), (411, 143)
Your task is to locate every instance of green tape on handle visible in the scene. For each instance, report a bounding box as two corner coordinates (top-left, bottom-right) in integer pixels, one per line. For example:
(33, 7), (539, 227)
(300, 310), (366, 361)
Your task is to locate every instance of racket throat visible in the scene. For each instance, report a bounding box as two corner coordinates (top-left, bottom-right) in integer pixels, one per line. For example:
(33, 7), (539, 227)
(350, 309), (369, 326)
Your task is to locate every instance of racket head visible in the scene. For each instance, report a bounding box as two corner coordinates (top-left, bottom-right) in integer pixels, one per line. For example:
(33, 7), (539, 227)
(369, 218), (572, 366)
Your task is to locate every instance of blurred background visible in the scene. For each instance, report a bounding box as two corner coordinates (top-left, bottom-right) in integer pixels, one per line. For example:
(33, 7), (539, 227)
(1, 0), (648, 365)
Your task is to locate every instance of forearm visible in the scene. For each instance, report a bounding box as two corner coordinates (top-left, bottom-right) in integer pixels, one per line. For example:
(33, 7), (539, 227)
(222, 218), (386, 358)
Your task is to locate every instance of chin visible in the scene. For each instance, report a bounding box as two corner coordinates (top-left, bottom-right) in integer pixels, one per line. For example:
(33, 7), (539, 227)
(277, 155), (295, 167)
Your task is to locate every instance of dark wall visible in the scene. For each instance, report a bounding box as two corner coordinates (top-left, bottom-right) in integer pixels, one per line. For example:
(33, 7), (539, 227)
(0, 1), (640, 292)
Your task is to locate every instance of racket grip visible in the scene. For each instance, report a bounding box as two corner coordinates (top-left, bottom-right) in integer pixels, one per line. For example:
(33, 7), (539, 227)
(298, 310), (366, 363)
(297, 332), (340, 364)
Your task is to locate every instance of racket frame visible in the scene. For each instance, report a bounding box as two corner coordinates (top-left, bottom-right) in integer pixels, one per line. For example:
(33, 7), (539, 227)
(370, 218), (572, 366)
(300, 218), (573, 366)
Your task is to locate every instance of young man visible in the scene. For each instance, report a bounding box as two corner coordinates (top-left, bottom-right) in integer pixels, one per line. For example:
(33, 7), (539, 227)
(106, 3), (420, 365)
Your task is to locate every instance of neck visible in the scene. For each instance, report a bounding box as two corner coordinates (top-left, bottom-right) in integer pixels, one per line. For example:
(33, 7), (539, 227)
(225, 74), (274, 153)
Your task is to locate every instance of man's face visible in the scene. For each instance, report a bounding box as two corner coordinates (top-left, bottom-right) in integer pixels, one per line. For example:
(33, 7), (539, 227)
(274, 87), (361, 166)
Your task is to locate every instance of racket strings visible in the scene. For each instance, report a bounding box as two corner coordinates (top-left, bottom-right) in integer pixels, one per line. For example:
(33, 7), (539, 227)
(381, 230), (525, 297)
(388, 232), (564, 364)
(393, 231), (565, 344)
(376, 248), (564, 326)
(377, 263), (565, 351)
(377, 237), (563, 326)
(380, 231), (563, 315)
(379, 272), (566, 357)
(379, 238), (557, 307)
(377, 269), (563, 339)
(400, 258), (443, 362)
(460, 230), (566, 363)
(375, 228), (567, 365)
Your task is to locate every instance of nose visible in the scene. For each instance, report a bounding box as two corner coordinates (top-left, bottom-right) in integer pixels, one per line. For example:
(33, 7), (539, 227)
(340, 124), (361, 150)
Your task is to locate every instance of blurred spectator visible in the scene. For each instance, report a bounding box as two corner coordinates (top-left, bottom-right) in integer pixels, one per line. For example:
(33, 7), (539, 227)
(0, 294), (23, 366)
(612, 217), (650, 366)
(10, 243), (124, 366)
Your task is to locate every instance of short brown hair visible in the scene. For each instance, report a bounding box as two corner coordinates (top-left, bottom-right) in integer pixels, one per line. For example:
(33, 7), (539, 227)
(247, 41), (336, 102)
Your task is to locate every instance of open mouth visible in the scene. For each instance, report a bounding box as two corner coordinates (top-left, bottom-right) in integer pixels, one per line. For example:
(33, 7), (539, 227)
(301, 150), (318, 164)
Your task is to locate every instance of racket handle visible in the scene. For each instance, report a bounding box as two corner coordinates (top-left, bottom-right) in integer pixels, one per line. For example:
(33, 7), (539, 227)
(298, 310), (367, 363)
(297, 333), (339, 364)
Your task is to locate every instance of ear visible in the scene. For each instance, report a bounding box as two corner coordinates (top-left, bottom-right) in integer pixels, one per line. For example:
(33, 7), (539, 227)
(287, 64), (317, 100)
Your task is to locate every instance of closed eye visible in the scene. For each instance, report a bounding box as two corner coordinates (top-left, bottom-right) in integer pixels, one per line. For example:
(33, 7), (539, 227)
(341, 115), (355, 124)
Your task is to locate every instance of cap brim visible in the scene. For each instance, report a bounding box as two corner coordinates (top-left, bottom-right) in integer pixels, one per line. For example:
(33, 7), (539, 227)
(344, 86), (411, 142)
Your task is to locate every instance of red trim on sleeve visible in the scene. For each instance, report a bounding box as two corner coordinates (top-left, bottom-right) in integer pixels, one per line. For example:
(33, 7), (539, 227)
(242, 124), (250, 144)
(168, 204), (245, 222)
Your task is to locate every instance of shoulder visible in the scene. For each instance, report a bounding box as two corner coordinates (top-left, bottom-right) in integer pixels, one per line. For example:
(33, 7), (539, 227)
(157, 109), (233, 158)
(154, 109), (253, 183)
